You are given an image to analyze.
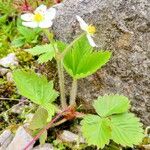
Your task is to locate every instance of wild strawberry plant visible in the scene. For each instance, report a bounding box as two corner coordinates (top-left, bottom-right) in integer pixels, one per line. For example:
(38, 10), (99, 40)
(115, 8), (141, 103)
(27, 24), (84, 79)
(12, 4), (144, 150)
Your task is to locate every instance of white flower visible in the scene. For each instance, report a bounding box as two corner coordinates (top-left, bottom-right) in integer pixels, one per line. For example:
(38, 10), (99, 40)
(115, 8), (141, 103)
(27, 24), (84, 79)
(21, 4), (56, 28)
(76, 15), (97, 47)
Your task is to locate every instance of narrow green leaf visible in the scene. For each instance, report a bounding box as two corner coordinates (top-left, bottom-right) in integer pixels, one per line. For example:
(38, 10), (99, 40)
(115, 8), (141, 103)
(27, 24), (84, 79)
(81, 115), (111, 148)
(13, 70), (59, 105)
(11, 37), (25, 47)
(29, 107), (48, 130)
(110, 113), (144, 147)
(93, 94), (130, 117)
(18, 26), (41, 42)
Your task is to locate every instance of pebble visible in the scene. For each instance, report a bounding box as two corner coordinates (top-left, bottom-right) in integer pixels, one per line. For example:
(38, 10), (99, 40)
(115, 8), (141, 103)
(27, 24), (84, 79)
(6, 72), (13, 82)
(59, 130), (85, 143)
(7, 126), (34, 150)
(0, 67), (9, 76)
(0, 53), (18, 68)
(0, 130), (13, 149)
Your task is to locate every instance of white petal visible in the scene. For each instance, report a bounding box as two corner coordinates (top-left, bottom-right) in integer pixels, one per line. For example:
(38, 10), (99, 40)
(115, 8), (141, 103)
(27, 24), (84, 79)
(39, 20), (53, 28)
(46, 8), (56, 20)
(76, 15), (88, 31)
(87, 34), (97, 47)
(34, 4), (47, 14)
(22, 21), (38, 28)
(21, 13), (33, 21)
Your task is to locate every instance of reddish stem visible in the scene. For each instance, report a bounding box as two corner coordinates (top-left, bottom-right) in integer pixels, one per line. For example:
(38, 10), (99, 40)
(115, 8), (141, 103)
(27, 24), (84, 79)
(24, 0), (28, 6)
(23, 107), (70, 150)
(54, 0), (62, 4)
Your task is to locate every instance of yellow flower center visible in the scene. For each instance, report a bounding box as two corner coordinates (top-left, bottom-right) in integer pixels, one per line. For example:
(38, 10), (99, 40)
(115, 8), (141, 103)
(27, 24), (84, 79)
(86, 25), (96, 35)
(34, 13), (44, 22)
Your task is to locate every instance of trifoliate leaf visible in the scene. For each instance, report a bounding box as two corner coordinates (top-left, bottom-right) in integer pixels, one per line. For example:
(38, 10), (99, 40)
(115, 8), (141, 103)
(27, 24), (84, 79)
(42, 103), (56, 121)
(110, 113), (144, 147)
(93, 94), (130, 117)
(63, 35), (111, 79)
(26, 44), (55, 63)
(13, 70), (59, 105)
(81, 115), (111, 148)
(39, 131), (47, 145)
(29, 107), (48, 130)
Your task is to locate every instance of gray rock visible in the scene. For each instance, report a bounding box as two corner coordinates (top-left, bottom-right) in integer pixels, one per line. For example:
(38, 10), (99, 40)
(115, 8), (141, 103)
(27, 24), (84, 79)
(7, 126), (34, 150)
(53, 0), (150, 125)
(32, 144), (54, 150)
(0, 130), (13, 149)
(59, 130), (85, 143)
(0, 53), (18, 68)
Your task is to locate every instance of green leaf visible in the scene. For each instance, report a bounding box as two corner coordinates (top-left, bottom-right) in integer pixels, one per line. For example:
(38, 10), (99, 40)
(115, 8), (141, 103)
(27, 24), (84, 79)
(56, 40), (68, 52)
(93, 94), (130, 117)
(0, 15), (7, 24)
(11, 37), (25, 47)
(110, 113), (144, 147)
(42, 103), (56, 121)
(81, 115), (111, 148)
(29, 107), (48, 130)
(13, 70), (59, 105)
(39, 131), (47, 145)
(63, 35), (111, 79)
(38, 51), (55, 63)
(26, 44), (52, 56)
(17, 26), (41, 42)
(26, 44), (55, 63)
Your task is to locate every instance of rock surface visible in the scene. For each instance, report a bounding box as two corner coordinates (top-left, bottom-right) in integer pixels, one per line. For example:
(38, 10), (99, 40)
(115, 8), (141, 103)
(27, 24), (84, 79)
(7, 126), (34, 150)
(53, 0), (150, 125)
(59, 130), (85, 143)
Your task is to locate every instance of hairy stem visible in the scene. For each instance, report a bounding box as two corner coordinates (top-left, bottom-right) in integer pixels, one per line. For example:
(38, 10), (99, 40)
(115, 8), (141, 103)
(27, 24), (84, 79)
(23, 108), (70, 150)
(57, 59), (67, 108)
(43, 29), (67, 109)
(70, 79), (77, 106)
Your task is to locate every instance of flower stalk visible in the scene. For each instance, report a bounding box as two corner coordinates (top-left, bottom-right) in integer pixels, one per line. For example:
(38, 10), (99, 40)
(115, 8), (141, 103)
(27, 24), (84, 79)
(57, 59), (67, 108)
(44, 29), (67, 109)
(70, 79), (77, 106)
